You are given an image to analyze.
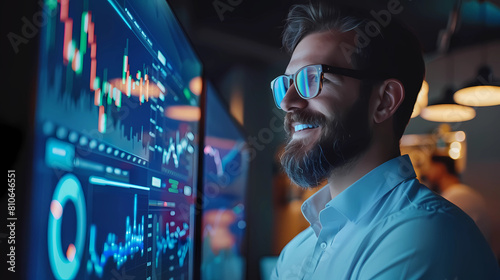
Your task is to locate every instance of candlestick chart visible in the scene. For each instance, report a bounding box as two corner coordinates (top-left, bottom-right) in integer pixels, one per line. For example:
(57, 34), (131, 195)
(37, 0), (201, 163)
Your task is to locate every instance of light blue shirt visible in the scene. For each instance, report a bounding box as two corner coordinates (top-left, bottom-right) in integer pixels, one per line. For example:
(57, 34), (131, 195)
(272, 155), (500, 279)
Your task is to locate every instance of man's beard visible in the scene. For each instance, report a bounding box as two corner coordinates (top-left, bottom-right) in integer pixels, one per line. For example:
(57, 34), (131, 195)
(280, 92), (373, 188)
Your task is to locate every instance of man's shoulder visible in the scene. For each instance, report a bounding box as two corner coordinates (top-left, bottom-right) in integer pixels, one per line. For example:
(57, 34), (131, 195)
(357, 181), (500, 279)
(369, 181), (496, 262)
(380, 179), (478, 235)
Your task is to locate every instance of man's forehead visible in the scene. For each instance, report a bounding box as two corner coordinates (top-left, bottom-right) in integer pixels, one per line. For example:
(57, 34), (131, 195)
(285, 30), (356, 74)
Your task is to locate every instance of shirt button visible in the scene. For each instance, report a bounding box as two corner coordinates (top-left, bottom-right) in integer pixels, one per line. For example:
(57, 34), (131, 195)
(320, 242), (327, 250)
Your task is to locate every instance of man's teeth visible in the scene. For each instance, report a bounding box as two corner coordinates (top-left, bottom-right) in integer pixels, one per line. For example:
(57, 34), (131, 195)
(294, 124), (319, 132)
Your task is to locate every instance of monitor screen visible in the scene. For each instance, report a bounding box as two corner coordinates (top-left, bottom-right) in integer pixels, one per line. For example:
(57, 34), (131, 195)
(201, 82), (249, 280)
(27, 0), (203, 279)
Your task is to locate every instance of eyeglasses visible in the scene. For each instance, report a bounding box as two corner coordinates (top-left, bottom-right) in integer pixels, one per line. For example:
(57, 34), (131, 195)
(270, 64), (383, 109)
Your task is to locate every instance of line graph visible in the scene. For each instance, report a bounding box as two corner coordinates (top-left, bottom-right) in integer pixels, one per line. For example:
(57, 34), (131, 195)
(87, 194), (145, 278)
(162, 131), (195, 168)
(204, 145), (223, 176)
(204, 142), (245, 178)
(155, 221), (190, 267)
(151, 213), (191, 279)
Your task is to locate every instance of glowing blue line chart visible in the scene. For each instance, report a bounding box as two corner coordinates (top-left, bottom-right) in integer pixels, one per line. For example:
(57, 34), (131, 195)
(87, 194), (145, 277)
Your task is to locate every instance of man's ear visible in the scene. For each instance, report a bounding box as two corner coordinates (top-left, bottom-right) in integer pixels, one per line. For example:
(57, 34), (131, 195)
(372, 79), (405, 124)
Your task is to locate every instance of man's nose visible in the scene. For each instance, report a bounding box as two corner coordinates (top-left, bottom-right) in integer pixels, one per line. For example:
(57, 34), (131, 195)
(280, 83), (308, 112)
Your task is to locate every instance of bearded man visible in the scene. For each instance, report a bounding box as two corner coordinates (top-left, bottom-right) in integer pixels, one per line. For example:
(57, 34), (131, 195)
(270, 2), (500, 279)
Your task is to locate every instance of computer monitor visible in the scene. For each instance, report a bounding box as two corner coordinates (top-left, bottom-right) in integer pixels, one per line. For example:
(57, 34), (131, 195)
(201, 82), (249, 280)
(26, 0), (203, 279)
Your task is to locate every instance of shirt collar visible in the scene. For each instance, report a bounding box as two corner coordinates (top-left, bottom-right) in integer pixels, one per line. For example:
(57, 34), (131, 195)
(301, 155), (416, 235)
(301, 185), (332, 235)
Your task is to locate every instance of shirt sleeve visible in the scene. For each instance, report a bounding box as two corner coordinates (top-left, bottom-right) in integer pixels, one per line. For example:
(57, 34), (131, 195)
(356, 210), (500, 280)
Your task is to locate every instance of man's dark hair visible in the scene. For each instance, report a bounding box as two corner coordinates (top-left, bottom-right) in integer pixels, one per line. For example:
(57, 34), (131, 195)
(282, 1), (425, 141)
(431, 155), (458, 176)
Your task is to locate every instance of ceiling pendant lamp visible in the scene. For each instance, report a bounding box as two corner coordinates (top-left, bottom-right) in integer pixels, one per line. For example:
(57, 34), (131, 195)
(420, 86), (476, 122)
(453, 1), (500, 107)
(453, 65), (500, 107)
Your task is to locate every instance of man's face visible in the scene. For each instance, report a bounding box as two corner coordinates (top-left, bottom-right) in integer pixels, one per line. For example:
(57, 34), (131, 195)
(279, 31), (374, 188)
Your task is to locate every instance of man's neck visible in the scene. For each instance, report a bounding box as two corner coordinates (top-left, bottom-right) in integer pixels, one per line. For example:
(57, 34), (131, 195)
(327, 144), (400, 200)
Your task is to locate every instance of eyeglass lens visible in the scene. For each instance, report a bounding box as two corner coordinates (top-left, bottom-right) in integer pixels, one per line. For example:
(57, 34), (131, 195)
(273, 65), (321, 109)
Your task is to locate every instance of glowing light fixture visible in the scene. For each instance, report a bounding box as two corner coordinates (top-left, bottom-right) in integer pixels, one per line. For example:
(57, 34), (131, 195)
(454, 66), (500, 107)
(411, 80), (429, 118)
(165, 105), (201, 121)
(420, 87), (476, 122)
(453, 2), (500, 107)
(189, 76), (203, 96)
(448, 141), (462, 159)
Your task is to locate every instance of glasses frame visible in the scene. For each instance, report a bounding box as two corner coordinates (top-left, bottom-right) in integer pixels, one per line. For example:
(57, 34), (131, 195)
(270, 64), (384, 109)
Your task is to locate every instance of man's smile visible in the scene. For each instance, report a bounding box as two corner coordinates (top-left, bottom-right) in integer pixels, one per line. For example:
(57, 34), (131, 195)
(293, 123), (320, 132)
(290, 122), (321, 140)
